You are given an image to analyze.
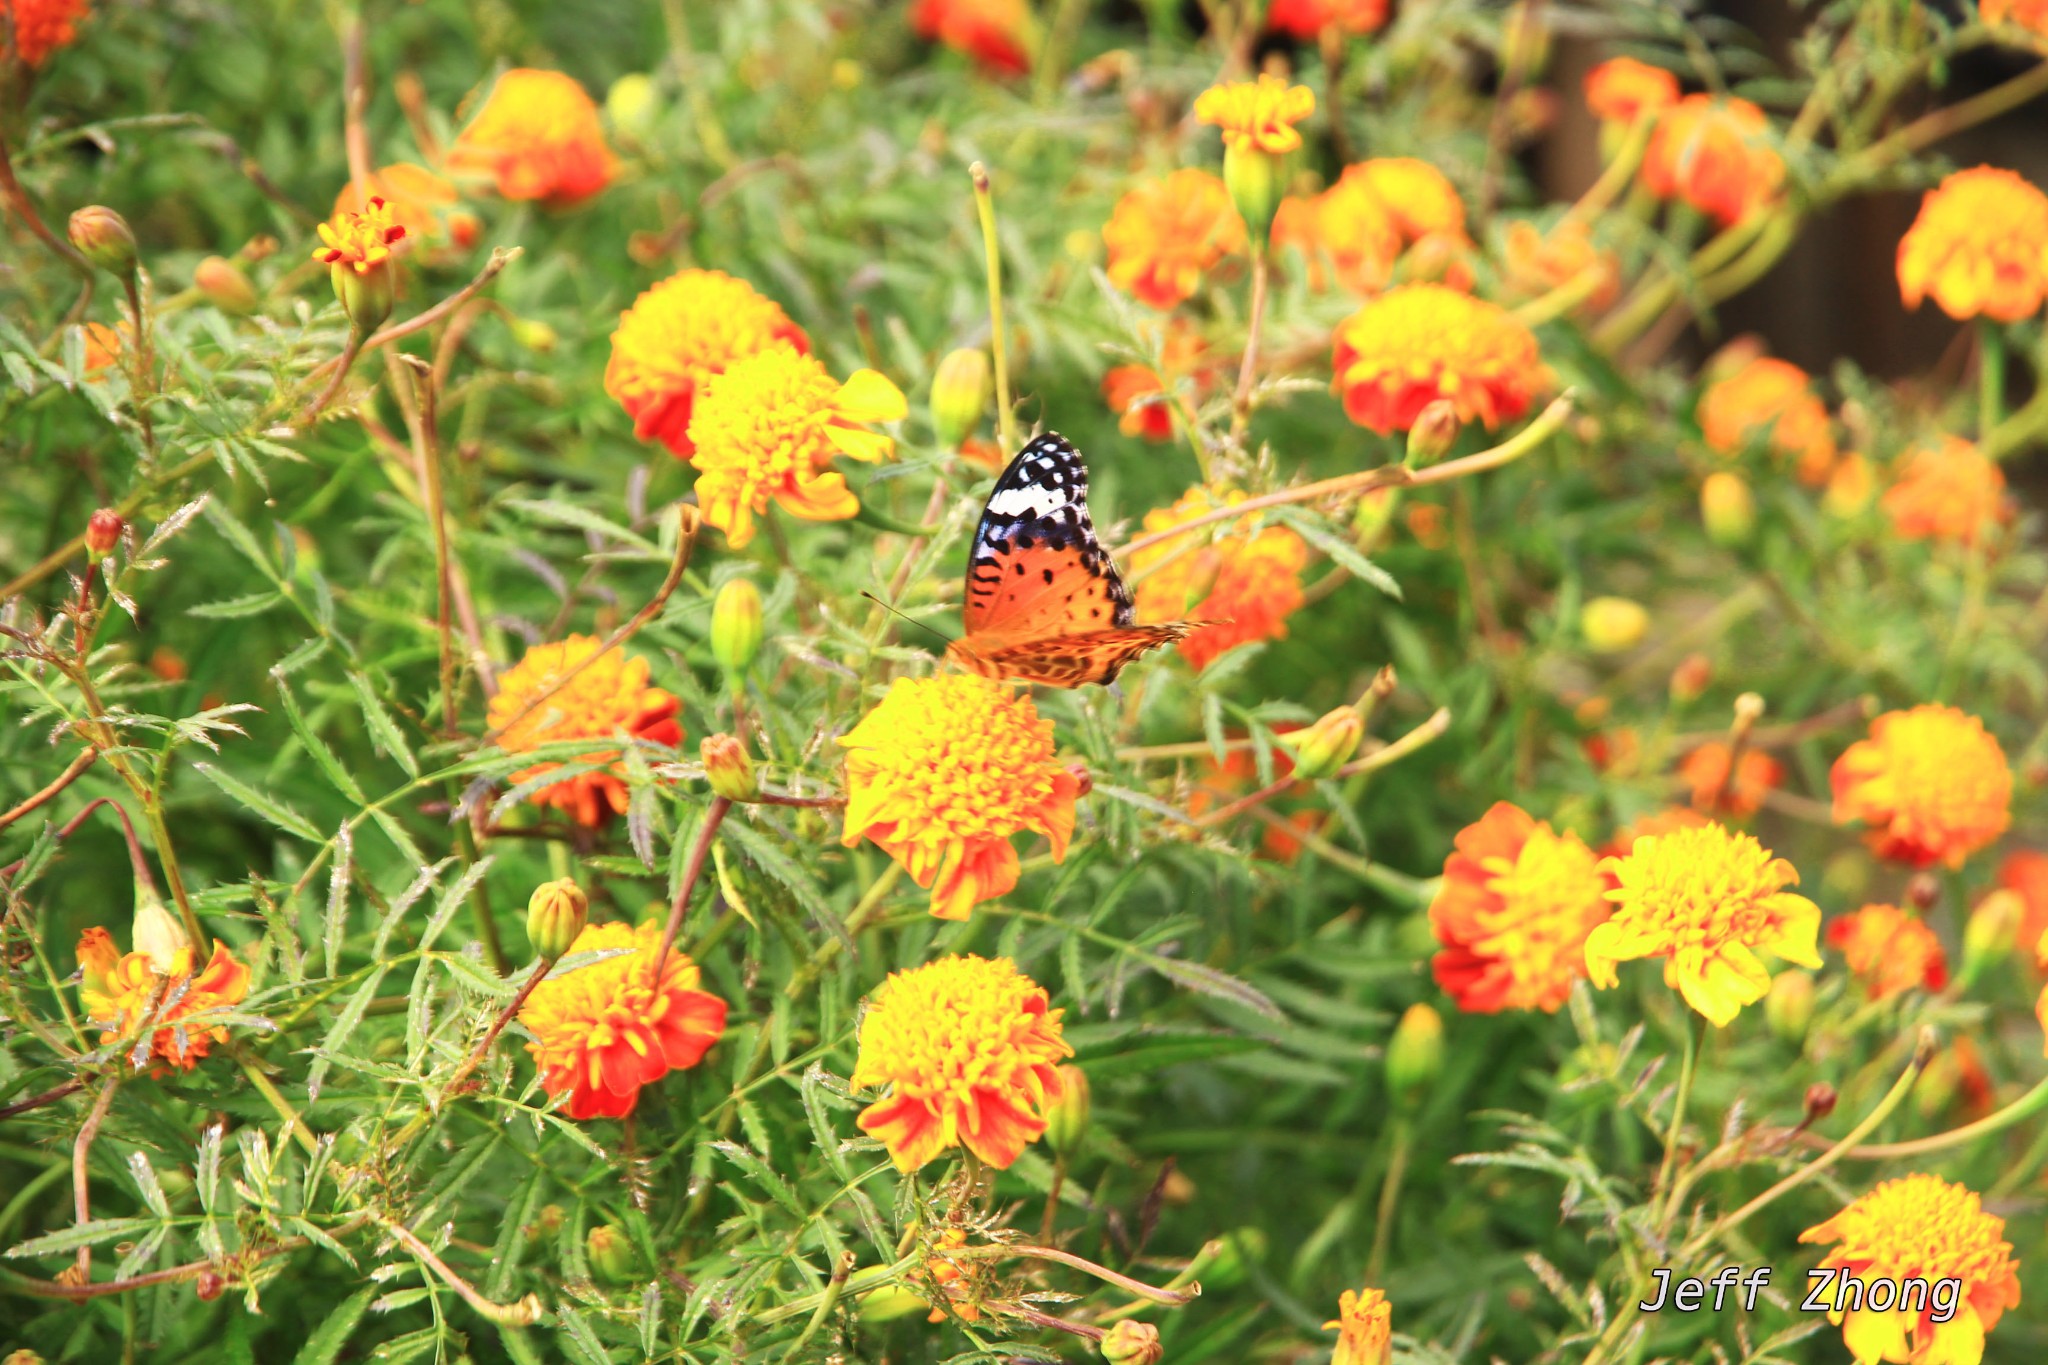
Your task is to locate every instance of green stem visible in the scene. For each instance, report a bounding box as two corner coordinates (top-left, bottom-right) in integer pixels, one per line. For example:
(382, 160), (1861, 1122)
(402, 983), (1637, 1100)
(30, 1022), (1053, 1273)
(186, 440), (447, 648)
(970, 163), (1018, 454)
(1655, 1014), (1705, 1234)
(1365, 1116), (1411, 1283)
(1979, 320), (2005, 440)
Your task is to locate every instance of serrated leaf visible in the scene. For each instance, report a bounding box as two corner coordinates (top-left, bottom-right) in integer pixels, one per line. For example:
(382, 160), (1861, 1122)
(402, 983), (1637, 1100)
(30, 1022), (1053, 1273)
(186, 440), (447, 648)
(192, 762), (322, 842)
(274, 673), (366, 802)
(418, 856), (492, 955)
(1270, 505), (1403, 600)
(304, 968), (388, 1105)
(6, 1217), (156, 1259)
(348, 671), (418, 778)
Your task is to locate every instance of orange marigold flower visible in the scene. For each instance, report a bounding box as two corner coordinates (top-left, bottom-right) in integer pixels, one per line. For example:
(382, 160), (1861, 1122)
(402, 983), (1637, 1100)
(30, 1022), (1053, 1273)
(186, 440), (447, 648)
(605, 269), (810, 458)
(1267, 0), (1389, 38)
(1270, 182), (1402, 295)
(1827, 904), (1949, 1001)
(1799, 1174), (2021, 1365)
(1587, 822), (1822, 1026)
(1101, 323), (1212, 442)
(1, 0), (89, 67)
(1132, 485), (1309, 669)
(487, 634), (683, 827)
(1999, 849), (2048, 961)
(910, 0), (1033, 76)
(1982, 0), (2048, 34)
(81, 321), (122, 374)
(335, 164), (479, 253)
(685, 344), (905, 548)
(851, 954), (1073, 1171)
(1194, 74), (1317, 155)
(1325, 1285), (1393, 1365)
(1697, 354), (1838, 486)
(1897, 167), (2048, 323)
(1584, 57), (1679, 123)
(1601, 805), (1711, 860)
(1831, 706), (2011, 869)
(1342, 157), (1470, 248)
(76, 925), (251, 1071)
(1677, 742), (1784, 819)
(447, 69), (616, 207)
(1429, 803), (1611, 1014)
(1333, 284), (1546, 434)
(839, 676), (1081, 920)
(518, 920), (726, 1119)
(1501, 218), (1620, 312)
(1881, 436), (2010, 546)
(1642, 94), (1783, 226)
(1103, 169), (1246, 309)
(312, 195), (408, 274)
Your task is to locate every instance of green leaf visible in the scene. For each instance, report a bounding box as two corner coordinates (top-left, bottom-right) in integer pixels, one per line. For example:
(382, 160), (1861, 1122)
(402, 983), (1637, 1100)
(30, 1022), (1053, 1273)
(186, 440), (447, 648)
(273, 671), (366, 802)
(6, 1217), (156, 1259)
(304, 967), (388, 1105)
(348, 670), (419, 778)
(191, 762), (323, 842)
(1269, 505), (1403, 600)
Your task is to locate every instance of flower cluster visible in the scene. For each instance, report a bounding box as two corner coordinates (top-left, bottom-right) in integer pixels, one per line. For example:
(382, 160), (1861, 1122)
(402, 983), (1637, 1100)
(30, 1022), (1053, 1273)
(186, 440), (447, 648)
(77, 925), (251, 1071)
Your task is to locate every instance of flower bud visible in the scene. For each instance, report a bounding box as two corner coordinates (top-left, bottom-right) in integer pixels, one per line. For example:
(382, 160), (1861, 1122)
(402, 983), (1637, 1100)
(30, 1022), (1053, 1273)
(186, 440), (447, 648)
(1283, 705), (1366, 780)
(1668, 652), (1712, 704)
(5, 1350), (49, 1365)
(1699, 472), (1755, 546)
(606, 73), (660, 141)
(1580, 596), (1649, 654)
(522, 1204), (565, 1246)
(1352, 486), (1401, 544)
(1500, 1), (1552, 77)
(330, 260), (396, 333)
(1200, 1225), (1266, 1290)
(1405, 400), (1461, 467)
(509, 318), (559, 354)
(525, 878), (588, 960)
(194, 1271), (226, 1301)
(1765, 969), (1813, 1044)
(1961, 889), (2023, 983)
(69, 206), (138, 278)
(1222, 143), (1284, 242)
(1803, 1082), (1837, 1125)
(930, 348), (991, 448)
(710, 578), (764, 675)
(587, 1225), (642, 1283)
(85, 508), (125, 556)
(1043, 1064), (1090, 1158)
(700, 733), (758, 802)
(1100, 1320), (1163, 1365)
(194, 256), (258, 313)
(1385, 1003), (1443, 1110)
(133, 891), (188, 975)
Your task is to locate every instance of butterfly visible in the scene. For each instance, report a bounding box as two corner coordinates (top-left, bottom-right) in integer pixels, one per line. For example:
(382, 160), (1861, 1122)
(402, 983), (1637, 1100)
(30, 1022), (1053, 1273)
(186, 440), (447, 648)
(945, 433), (1206, 688)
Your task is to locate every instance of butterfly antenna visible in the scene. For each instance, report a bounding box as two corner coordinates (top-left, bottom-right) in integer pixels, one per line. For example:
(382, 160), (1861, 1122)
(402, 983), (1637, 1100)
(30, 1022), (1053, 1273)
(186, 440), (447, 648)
(860, 591), (956, 647)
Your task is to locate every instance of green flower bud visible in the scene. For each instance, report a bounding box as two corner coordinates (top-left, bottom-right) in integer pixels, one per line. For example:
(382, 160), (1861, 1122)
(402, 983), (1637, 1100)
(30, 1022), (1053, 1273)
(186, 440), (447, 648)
(587, 1225), (642, 1284)
(1283, 705), (1366, 780)
(1961, 889), (2023, 985)
(1700, 472), (1756, 546)
(1043, 1064), (1090, 1158)
(194, 256), (258, 313)
(1221, 143), (1283, 242)
(1404, 399), (1461, 467)
(525, 878), (588, 960)
(1199, 1226), (1267, 1290)
(606, 74), (661, 141)
(700, 733), (758, 802)
(1385, 1003), (1443, 1110)
(857, 1284), (930, 1324)
(930, 348), (991, 448)
(69, 206), (138, 279)
(330, 261), (395, 333)
(508, 317), (559, 353)
(1580, 596), (1649, 654)
(1100, 1320), (1163, 1365)
(1765, 969), (1814, 1045)
(710, 578), (764, 675)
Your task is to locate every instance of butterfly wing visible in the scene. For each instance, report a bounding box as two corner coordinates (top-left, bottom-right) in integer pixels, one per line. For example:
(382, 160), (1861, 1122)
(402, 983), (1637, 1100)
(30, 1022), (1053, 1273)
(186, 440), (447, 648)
(968, 624), (1203, 688)
(962, 433), (1136, 640)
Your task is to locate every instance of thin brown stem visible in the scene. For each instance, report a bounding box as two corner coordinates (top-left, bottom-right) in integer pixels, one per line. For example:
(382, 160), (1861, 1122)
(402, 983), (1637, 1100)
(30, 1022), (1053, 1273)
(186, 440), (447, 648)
(442, 959), (555, 1101)
(400, 357), (459, 736)
(71, 1076), (120, 1281)
(0, 1078), (84, 1121)
(0, 747), (98, 832)
(656, 798), (731, 975)
(374, 1216), (543, 1326)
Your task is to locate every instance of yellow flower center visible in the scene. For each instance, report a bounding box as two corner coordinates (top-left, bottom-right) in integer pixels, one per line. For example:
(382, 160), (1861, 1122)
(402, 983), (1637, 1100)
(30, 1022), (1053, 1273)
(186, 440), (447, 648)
(839, 675), (1065, 845)
(851, 954), (1070, 1104)
(1603, 824), (1793, 953)
(1476, 827), (1608, 988)
(687, 344), (845, 482)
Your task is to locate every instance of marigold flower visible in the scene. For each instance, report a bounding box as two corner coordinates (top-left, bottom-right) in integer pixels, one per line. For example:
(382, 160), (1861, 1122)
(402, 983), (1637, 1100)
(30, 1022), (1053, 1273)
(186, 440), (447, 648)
(1642, 94), (1783, 225)
(1, 0), (89, 67)
(1584, 56), (1679, 123)
(1266, 0), (1389, 37)
(518, 921), (727, 1120)
(1897, 166), (2048, 323)
(910, 0), (1033, 76)
(1697, 355), (1837, 486)
(1194, 74), (1317, 155)
(1677, 742), (1783, 818)
(1342, 158), (1470, 248)
(839, 676), (1081, 920)
(487, 635), (683, 827)
(1333, 284), (1546, 434)
(1103, 169), (1247, 309)
(1502, 218), (1620, 312)
(80, 321), (122, 374)
(1587, 822), (1822, 1026)
(1326, 1286), (1393, 1365)
(1270, 182), (1402, 294)
(1982, 0), (2048, 34)
(1831, 706), (2011, 869)
(1101, 323), (1211, 442)
(1132, 484), (1309, 669)
(604, 269), (810, 459)
(850, 954), (1073, 1171)
(1429, 802), (1611, 1014)
(1881, 436), (2010, 546)
(1827, 904), (1949, 1000)
(1999, 849), (2048, 961)
(312, 195), (407, 275)
(1799, 1174), (2020, 1365)
(447, 68), (616, 206)
(76, 925), (251, 1071)
(335, 164), (479, 253)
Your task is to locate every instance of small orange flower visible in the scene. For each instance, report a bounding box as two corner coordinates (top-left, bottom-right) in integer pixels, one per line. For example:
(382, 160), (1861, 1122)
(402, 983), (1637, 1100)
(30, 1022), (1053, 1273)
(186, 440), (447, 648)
(2000, 849), (2048, 961)
(605, 269), (810, 459)
(851, 954), (1073, 1171)
(1333, 284), (1546, 433)
(1341, 157), (1470, 249)
(1193, 74), (1317, 155)
(1101, 323), (1212, 442)
(910, 0), (1033, 75)
(1, 0), (89, 67)
(1827, 904), (1948, 1000)
(1601, 805), (1711, 860)
(1325, 1286), (1393, 1365)
(1982, 0), (2048, 34)
(1501, 218), (1620, 312)
(1881, 436), (2010, 546)
(1588, 821), (1822, 1026)
(1429, 803), (1611, 1014)
(1103, 169), (1247, 309)
(311, 195), (408, 274)
(1584, 57), (1679, 123)
(1677, 742), (1783, 819)
(1897, 166), (2048, 323)
(518, 920), (727, 1119)
(839, 676), (1081, 920)
(1831, 706), (2011, 869)
(1270, 182), (1402, 294)
(1799, 1174), (2020, 1365)
(447, 69), (616, 206)
(77, 925), (251, 1071)
(80, 321), (122, 374)
(1266, 0), (1389, 38)
(335, 164), (479, 253)
(1642, 94), (1783, 225)
(1697, 354), (1837, 486)
(486, 635), (683, 827)
(1132, 485), (1310, 669)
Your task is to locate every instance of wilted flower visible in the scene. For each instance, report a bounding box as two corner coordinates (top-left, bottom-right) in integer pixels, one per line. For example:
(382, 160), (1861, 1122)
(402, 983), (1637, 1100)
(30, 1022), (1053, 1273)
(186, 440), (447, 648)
(1333, 284), (1545, 434)
(1326, 1286), (1393, 1365)
(1831, 705), (2011, 869)
(1583, 56), (1679, 123)
(447, 68), (616, 206)
(486, 634), (683, 827)
(1697, 354), (1837, 486)
(1881, 436), (2010, 546)
(1266, 0), (1389, 38)
(519, 921), (727, 1119)
(1194, 74), (1316, 154)
(605, 269), (809, 458)
(76, 924), (251, 1071)
(850, 954), (1072, 1171)
(1103, 169), (1247, 309)
(1896, 166), (2048, 323)
(1430, 802), (1611, 1014)
(910, 0), (1034, 76)
(1132, 484), (1308, 670)
(1828, 904), (1948, 1000)
(1, 0), (91, 67)
(1642, 94), (1783, 225)
(1677, 742), (1783, 818)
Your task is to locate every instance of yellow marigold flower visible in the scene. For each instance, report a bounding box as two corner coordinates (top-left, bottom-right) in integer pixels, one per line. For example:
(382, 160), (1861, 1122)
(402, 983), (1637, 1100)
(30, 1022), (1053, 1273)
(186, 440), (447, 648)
(1584, 56), (1679, 124)
(1587, 822), (1822, 1027)
(76, 924), (251, 1072)
(851, 954), (1073, 1171)
(1271, 182), (1400, 295)
(1, 0), (90, 68)
(311, 195), (408, 274)
(448, 68), (616, 206)
(1982, 0), (2048, 36)
(604, 269), (810, 458)
(335, 164), (479, 253)
(1429, 802), (1611, 1014)
(487, 634), (683, 828)
(1342, 157), (1470, 248)
(518, 920), (727, 1120)
(1194, 74), (1316, 154)
(1103, 169), (1247, 310)
(910, 0), (1033, 76)
(684, 344), (905, 548)
(1831, 706), (2011, 869)
(839, 676), (1080, 920)
(1332, 284), (1546, 434)
(1827, 904), (1949, 1001)
(1132, 485), (1309, 670)
(1642, 94), (1783, 226)
(1325, 1285), (1393, 1365)
(1799, 1174), (2021, 1365)
(1267, 0), (1388, 38)
(1897, 166), (2048, 323)
(1697, 354), (1838, 486)
(1882, 436), (2010, 546)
